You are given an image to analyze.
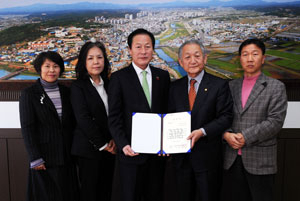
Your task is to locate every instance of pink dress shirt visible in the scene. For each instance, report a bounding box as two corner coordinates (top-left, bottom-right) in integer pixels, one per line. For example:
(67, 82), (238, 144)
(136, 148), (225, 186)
(238, 73), (260, 155)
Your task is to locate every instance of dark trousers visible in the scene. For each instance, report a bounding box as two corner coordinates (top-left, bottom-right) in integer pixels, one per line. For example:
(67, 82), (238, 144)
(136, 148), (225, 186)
(77, 153), (115, 201)
(221, 156), (274, 201)
(118, 156), (165, 201)
(174, 159), (221, 201)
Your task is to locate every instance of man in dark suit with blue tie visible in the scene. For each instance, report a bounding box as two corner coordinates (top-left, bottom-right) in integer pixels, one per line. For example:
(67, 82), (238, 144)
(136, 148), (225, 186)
(108, 29), (170, 201)
(168, 40), (233, 201)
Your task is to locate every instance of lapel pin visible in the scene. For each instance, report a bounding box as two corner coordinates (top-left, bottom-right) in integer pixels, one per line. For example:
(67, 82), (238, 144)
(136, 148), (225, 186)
(204, 88), (208, 92)
(40, 94), (45, 104)
(156, 76), (160, 80)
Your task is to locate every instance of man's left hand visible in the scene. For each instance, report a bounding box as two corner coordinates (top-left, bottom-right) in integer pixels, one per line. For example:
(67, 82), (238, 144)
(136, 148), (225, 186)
(187, 129), (204, 148)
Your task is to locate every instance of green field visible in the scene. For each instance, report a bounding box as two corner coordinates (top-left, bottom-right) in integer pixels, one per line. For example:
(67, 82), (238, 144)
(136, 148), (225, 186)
(274, 59), (300, 70)
(280, 42), (296, 47)
(157, 28), (173, 40)
(266, 50), (300, 60)
(207, 59), (238, 72)
(175, 23), (185, 28)
(0, 64), (18, 72)
(161, 47), (178, 61)
(266, 48), (300, 71)
(20, 71), (39, 77)
(160, 30), (189, 43)
(208, 51), (232, 57)
(159, 23), (190, 43)
(262, 69), (271, 76)
(291, 47), (300, 53)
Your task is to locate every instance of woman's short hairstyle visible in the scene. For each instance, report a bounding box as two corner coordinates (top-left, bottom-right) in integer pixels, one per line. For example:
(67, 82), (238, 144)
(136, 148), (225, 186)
(33, 51), (65, 76)
(75, 41), (110, 81)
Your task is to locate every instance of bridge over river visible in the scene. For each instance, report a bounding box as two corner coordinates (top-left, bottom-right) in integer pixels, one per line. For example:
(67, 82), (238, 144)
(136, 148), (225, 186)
(0, 69), (26, 80)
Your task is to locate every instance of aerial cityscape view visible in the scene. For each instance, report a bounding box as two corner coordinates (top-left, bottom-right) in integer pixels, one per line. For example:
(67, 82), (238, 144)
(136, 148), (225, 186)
(0, 0), (299, 80)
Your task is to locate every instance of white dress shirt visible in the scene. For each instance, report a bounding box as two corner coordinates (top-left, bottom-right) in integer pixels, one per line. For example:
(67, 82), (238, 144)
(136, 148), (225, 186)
(132, 62), (152, 101)
(187, 70), (204, 93)
(90, 76), (109, 151)
(187, 70), (207, 136)
(90, 76), (109, 115)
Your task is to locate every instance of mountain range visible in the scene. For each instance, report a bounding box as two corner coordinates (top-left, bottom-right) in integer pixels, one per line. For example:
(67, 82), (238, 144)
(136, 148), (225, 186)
(0, 0), (300, 14)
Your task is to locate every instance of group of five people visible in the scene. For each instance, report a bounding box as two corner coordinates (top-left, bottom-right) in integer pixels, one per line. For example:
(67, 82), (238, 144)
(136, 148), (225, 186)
(19, 28), (287, 201)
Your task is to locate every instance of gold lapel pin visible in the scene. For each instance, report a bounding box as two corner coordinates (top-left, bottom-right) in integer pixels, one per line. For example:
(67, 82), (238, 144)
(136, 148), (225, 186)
(204, 88), (208, 92)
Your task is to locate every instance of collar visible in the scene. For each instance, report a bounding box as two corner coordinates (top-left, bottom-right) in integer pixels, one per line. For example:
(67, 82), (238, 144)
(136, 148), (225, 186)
(89, 76), (104, 87)
(40, 78), (59, 89)
(243, 72), (261, 81)
(188, 70), (204, 84)
(132, 62), (151, 75)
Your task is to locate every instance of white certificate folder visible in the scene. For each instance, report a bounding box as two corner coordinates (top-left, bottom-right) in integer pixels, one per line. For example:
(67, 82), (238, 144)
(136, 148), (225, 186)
(131, 112), (191, 154)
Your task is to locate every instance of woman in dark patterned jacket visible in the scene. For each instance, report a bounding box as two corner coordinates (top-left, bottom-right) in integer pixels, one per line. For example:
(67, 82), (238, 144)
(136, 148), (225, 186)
(19, 51), (79, 201)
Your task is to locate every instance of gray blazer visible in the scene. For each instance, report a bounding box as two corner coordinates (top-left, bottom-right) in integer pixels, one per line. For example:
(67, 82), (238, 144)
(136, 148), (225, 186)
(223, 73), (287, 175)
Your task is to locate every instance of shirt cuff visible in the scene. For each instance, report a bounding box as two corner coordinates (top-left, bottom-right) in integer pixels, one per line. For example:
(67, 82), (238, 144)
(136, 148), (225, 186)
(200, 128), (207, 136)
(99, 143), (108, 151)
(30, 158), (45, 169)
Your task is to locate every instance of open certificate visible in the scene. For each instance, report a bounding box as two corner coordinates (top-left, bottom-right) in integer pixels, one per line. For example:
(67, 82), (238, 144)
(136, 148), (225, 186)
(131, 112), (191, 154)
(162, 112), (191, 154)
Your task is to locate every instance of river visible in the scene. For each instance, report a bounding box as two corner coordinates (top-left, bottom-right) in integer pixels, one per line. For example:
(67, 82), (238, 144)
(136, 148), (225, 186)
(0, 69), (38, 80)
(2, 22), (184, 80)
(161, 24), (177, 39)
(0, 69), (10, 77)
(10, 74), (38, 80)
(155, 23), (186, 77)
(155, 48), (186, 77)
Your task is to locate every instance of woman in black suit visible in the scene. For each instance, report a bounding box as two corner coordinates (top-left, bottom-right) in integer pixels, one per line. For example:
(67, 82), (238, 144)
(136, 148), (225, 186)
(19, 51), (79, 201)
(71, 41), (116, 201)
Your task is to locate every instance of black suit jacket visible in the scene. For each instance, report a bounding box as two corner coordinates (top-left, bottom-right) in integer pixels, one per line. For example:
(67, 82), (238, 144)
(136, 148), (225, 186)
(169, 72), (233, 172)
(19, 79), (75, 167)
(70, 78), (112, 159)
(108, 64), (170, 164)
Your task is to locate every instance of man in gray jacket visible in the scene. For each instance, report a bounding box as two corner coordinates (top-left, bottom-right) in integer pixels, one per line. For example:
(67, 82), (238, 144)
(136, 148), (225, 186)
(222, 38), (288, 201)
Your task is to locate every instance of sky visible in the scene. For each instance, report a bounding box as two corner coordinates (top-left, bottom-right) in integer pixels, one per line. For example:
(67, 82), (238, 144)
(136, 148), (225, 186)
(0, 0), (298, 9)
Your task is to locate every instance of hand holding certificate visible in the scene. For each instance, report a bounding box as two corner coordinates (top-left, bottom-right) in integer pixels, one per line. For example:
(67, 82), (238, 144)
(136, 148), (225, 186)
(162, 112), (191, 154)
(131, 111), (191, 154)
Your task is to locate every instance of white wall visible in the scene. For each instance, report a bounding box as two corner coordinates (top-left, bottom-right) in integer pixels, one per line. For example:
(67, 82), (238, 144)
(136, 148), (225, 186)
(0, 101), (299, 129)
(283, 102), (300, 129)
(0, 101), (20, 128)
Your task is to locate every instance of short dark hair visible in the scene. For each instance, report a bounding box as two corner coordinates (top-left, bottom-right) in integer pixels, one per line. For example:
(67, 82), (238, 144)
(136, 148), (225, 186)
(75, 41), (110, 81)
(33, 51), (65, 76)
(238, 38), (266, 56)
(127, 28), (155, 49)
